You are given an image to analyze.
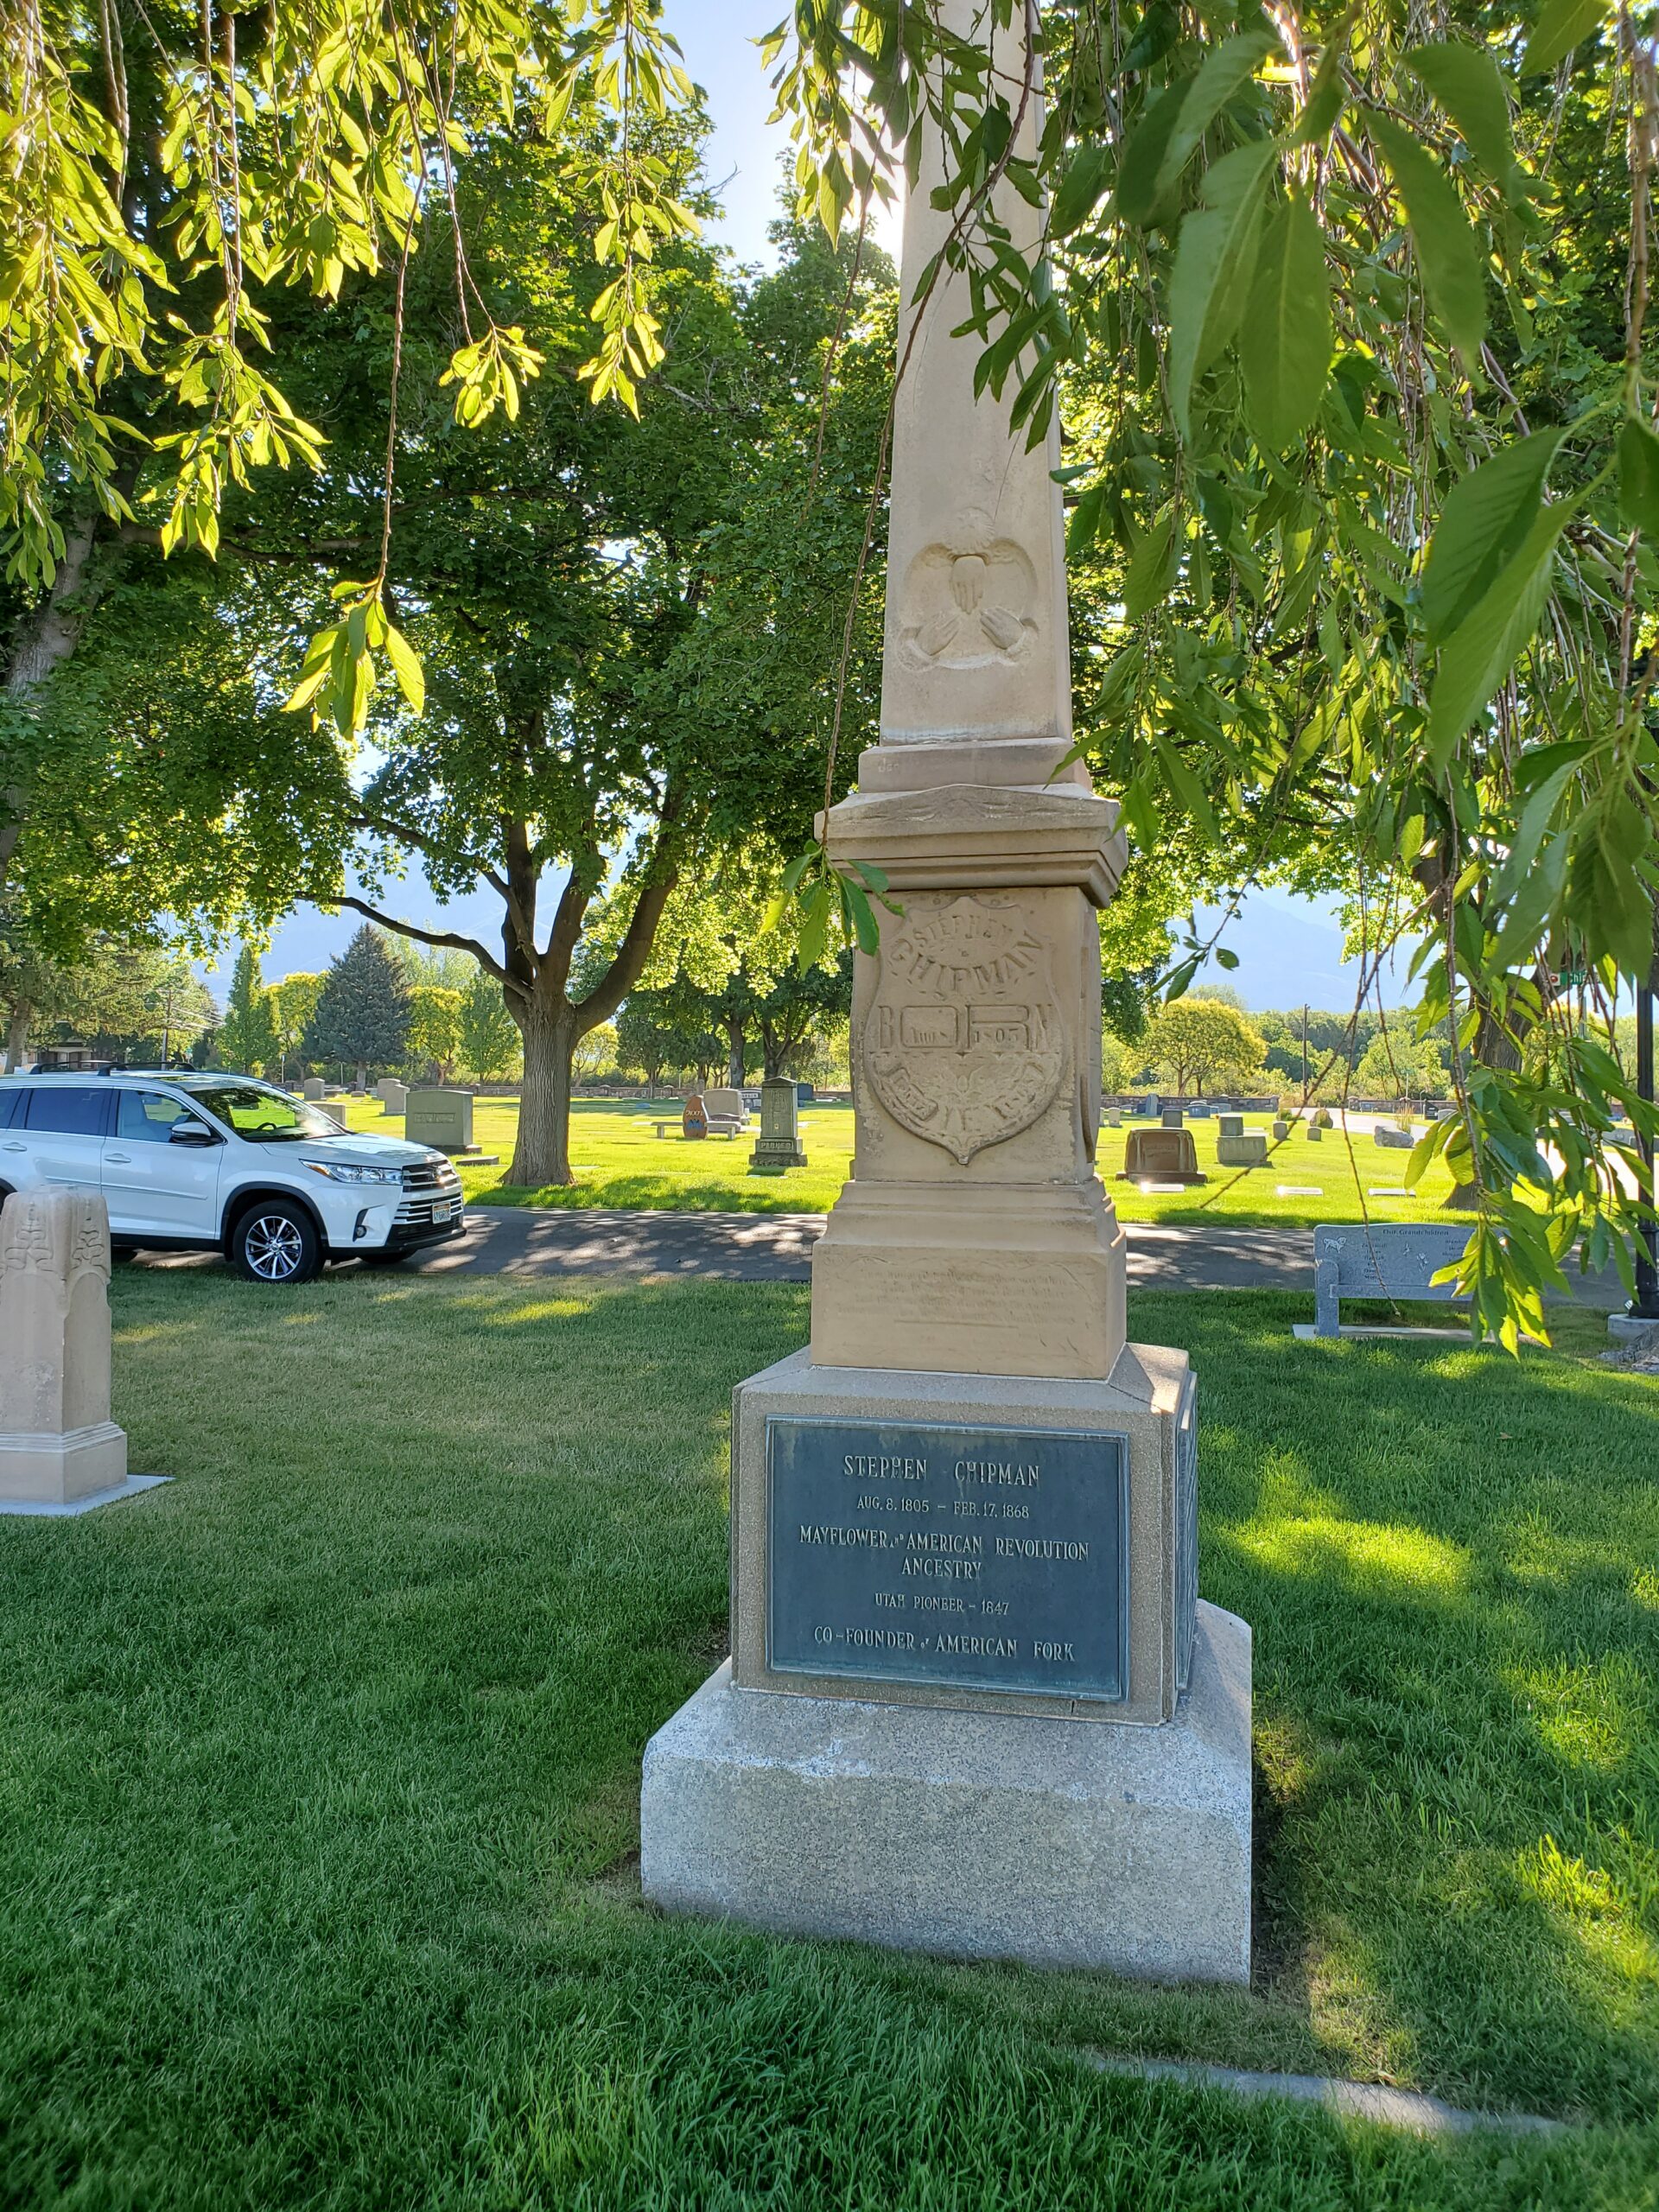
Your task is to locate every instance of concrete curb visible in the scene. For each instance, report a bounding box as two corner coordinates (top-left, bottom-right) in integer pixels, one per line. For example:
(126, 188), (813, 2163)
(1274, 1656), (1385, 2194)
(1078, 2050), (1567, 2138)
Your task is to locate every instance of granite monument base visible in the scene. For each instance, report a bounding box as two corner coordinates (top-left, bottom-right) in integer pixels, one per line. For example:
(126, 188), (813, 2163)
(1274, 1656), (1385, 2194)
(0, 1420), (128, 1505)
(641, 1600), (1251, 1983)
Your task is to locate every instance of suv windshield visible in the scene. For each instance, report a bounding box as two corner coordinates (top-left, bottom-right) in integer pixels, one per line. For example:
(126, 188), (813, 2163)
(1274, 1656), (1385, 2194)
(188, 1084), (346, 1143)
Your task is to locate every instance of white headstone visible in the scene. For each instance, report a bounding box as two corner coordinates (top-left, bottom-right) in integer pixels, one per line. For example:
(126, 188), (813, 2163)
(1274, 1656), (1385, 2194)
(0, 1189), (128, 1504)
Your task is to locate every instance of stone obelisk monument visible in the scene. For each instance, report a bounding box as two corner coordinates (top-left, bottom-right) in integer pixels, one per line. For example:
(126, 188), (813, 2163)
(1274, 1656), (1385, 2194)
(641, 0), (1252, 1981)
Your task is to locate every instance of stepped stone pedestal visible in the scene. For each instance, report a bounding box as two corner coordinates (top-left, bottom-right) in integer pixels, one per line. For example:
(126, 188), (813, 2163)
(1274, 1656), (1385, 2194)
(639, 0), (1250, 1983)
(0, 1190), (128, 1505)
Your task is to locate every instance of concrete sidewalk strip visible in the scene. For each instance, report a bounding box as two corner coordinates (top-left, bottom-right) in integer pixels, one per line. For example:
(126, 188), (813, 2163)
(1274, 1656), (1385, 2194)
(1079, 2050), (1566, 2139)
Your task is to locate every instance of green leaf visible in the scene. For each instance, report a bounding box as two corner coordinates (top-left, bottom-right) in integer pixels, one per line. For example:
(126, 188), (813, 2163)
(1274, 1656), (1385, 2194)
(1237, 194), (1331, 450)
(1115, 77), (1195, 225)
(1522, 0), (1611, 75)
(382, 623), (425, 715)
(1122, 505), (1178, 620)
(1618, 417), (1659, 537)
(842, 880), (880, 957)
(1426, 496), (1576, 767)
(1151, 31), (1277, 202)
(1067, 482), (1107, 559)
(1167, 142), (1276, 438)
(1421, 429), (1564, 646)
(1049, 143), (1114, 238)
(1153, 731), (1219, 842)
(1368, 113), (1488, 365)
(1294, 16), (1353, 143)
(1214, 945), (1240, 969)
(1405, 43), (1520, 200)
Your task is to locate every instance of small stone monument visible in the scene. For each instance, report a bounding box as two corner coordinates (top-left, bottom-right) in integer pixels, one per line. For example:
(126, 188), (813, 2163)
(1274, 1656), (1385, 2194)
(1218, 1115), (1244, 1138)
(0, 1190), (128, 1505)
(642, 0), (1250, 1987)
(682, 1095), (709, 1141)
(1143, 1092), (1161, 1117)
(1188, 1100), (1211, 1119)
(379, 1079), (409, 1117)
(302, 1077), (327, 1101)
(1217, 1129), (1269, 1169)
(406, 1087), (473, 1154)
(1121, 1128), (1208, 1185)
(749, 1077), (808, 1176)
(1160, 1106), (1185, 1129)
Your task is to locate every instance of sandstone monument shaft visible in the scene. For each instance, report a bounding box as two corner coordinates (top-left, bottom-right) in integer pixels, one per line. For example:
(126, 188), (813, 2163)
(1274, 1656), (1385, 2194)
(811, 0), (1128, 1381)
(874, 0), (1073, 779)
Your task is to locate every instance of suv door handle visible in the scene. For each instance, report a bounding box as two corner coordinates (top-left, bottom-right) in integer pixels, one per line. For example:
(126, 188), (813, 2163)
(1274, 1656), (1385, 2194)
(105, 1151), (132, 1162)
(1, 1141), (23, 1152)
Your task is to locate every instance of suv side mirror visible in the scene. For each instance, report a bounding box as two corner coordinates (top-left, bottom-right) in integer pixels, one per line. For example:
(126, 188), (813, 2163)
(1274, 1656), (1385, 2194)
(168, 1120), (220, 1147)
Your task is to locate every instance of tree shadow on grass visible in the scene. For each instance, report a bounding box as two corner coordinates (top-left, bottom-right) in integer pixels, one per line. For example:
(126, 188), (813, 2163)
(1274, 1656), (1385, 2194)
(1143, 1290), (1659, 2123)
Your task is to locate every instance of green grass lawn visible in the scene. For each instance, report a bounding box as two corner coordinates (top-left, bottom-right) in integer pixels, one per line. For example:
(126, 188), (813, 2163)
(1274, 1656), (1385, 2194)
(2, 1274), (1655, 2208)
(334, 1093), (1473, 1227)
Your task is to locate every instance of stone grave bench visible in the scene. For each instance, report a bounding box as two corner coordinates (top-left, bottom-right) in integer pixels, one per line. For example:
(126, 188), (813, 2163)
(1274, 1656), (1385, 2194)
(1301, 1224), (1473, 1339)
(701, 1086), (750, 1134)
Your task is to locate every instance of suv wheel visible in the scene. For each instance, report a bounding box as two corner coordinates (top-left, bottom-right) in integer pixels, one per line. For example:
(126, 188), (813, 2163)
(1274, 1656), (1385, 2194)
(232, 1200), (322, 1285)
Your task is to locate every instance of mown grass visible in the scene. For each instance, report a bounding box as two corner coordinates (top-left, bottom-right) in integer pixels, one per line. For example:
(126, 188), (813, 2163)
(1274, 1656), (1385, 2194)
(1, 1274), (1655, 2209)
(334, 1094), (1473, 1228)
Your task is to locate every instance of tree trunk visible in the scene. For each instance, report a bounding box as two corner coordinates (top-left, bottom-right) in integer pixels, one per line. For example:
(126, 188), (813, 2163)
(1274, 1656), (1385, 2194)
(725, 1014), (746, 1088)
(511, 993), (577, 1185)
(0, 512), (104, 897)
(4, 1002), (29, 1071)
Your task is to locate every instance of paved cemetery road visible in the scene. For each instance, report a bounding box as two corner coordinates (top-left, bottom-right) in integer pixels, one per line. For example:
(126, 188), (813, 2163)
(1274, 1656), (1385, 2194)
(372, 1205), (1623, 1303)
(130, 1203), (1621, 1304)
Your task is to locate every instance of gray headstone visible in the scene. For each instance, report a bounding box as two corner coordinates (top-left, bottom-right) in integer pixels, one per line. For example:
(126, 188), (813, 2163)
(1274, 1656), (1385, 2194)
(405, 1087), (473, 1152)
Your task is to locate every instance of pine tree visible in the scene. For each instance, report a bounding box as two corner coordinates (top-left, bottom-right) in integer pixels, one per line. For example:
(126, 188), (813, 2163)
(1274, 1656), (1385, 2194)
(302, 927), (412, 1088)
(219, 946), (279, 1074)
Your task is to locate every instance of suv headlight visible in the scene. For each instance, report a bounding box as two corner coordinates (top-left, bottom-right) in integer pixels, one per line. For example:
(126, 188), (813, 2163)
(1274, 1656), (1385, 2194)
(302, 1161), (404, 1185)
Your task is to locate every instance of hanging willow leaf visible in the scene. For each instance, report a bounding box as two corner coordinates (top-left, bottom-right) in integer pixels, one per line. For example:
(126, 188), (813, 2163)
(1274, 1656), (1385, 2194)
(1618, 417), (1659, 537)
(1426, 496), (1576, 766)
(1237, 194), (1331, 450)
(1115, 75), (1196, 225)
(1522, 0), (1613, 76)
(1421, 429), (1565, 645)
(1167, 142), (1277, 439)
(1406, 42), (1522, 202)
(1150, 30), (1276, 201)
(1368, 112), (1489, 365)
(1122, 505), (1178, 618)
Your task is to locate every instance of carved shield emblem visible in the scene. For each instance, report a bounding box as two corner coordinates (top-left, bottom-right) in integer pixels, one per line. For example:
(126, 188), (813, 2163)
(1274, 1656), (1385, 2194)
(863, 896), (1066, 1164)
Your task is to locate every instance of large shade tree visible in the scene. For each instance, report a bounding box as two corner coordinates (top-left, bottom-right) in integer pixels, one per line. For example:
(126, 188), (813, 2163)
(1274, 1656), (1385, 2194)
(7, 0), (1656, 1335)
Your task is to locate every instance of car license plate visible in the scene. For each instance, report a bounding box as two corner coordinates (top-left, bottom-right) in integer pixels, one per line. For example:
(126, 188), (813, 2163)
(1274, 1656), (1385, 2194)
(432, 1199), (454, 1223)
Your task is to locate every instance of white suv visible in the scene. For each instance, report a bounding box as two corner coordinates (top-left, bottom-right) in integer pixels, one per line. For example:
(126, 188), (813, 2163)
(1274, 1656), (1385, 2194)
(0, 1072), (465, 1284)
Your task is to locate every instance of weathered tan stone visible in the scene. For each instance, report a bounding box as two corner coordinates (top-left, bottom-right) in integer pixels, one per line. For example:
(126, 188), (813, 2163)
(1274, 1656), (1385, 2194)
(1117, 1128), (1206, 1186)
(1217, 1132), (1269, 1168)
(868, 0), (1071, 785)
(0, 1188), (127, 1503)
